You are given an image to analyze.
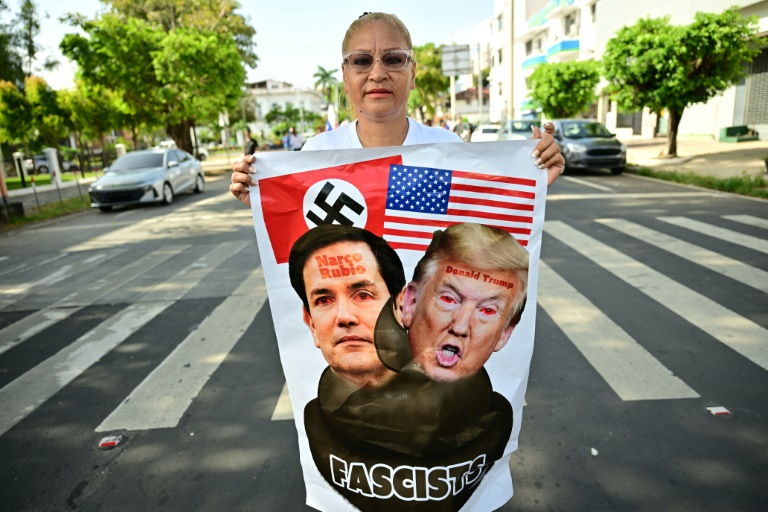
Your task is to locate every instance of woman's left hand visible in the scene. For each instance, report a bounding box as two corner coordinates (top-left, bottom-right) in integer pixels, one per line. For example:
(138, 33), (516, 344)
(531, 121), (565, 185)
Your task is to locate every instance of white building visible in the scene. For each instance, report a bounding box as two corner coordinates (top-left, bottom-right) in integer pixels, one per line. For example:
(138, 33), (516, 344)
(595, 0), (768, 139)
(501, 0), (767, 139)
(246, 79), (325, 136)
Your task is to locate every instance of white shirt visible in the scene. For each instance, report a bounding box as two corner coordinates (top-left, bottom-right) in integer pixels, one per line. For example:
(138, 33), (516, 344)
(301, 117), (462, 151)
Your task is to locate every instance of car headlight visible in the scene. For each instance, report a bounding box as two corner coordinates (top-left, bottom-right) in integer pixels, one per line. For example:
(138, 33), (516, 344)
(566, 143), (587, 153)
(619, 145), (627, 155)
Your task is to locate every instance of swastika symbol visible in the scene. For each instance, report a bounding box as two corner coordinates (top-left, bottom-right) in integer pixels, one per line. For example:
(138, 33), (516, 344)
(304, 180), (367, 228)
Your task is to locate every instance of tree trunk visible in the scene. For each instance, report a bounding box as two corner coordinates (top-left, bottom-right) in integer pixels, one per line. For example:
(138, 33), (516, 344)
(166, 119), (194, 154)
(662, 107), (683, 158)
(131, 124), (139, 150)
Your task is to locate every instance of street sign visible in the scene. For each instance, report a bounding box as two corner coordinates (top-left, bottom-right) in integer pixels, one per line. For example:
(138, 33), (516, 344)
(441, 44), (472, 76)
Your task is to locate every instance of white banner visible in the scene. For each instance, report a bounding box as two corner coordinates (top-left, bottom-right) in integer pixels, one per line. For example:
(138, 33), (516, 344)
(249, 140), (547, 511)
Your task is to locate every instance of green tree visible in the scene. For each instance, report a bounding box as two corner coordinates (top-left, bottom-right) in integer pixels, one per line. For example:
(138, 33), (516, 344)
(15, 0), (40, 77)
(265, 102), (320, 135)
(415, 43), (449, 119)
(61, 14), (245, 153)
(59, 81), (123, 160)
(24, 76), (70, 153)
(472, 67), (490, 89)
(0, 80), (34, 163)
(0, 1), (24, 87)
(527, 60), (600, 119)
(105, 0), (258, 68)
(313, 65), (338, 104)
(602, 7), (764, 156)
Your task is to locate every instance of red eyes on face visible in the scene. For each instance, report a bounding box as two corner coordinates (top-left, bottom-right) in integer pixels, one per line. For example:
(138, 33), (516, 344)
(439, 295), (497, 316)
(314, 291), (376, 307)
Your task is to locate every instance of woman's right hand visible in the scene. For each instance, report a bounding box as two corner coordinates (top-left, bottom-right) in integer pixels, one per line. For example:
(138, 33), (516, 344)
(229, 153), (257, 208)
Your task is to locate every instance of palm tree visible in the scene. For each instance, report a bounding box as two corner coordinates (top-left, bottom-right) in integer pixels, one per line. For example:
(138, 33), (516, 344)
(313, 66), (338, 104)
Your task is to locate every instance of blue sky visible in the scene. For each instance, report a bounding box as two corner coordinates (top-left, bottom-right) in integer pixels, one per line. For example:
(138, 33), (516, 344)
(25, 0), (494, 90)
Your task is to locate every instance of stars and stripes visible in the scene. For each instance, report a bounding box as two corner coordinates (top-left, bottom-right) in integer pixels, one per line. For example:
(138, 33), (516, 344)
(382, 164), (537, 251)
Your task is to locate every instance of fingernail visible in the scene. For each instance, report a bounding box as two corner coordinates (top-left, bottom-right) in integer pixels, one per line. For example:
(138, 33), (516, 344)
(534, 158), (543, 166)
(545, 121), (553, 127)
(250, 177), (257, 186)
(538, 164), (546, 169)
(531, 150), (540, 158)
(248, 166), (256, 173)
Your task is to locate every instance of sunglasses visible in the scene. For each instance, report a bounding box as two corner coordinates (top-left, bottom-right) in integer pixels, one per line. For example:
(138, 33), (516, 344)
(343, 49), (414, 72)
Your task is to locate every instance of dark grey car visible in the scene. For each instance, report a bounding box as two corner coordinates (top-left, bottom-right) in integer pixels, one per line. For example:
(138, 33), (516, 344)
(552, 119), (627, 175)
(88, 148), (205, 212)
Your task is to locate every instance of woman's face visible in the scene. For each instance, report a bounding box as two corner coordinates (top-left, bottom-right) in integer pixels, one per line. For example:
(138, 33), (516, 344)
(342, 22), (415, 122)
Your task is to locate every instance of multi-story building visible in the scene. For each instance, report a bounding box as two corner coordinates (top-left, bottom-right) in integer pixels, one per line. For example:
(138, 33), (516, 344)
(497, 0), (767, 139)
(246, 80), (325, 136)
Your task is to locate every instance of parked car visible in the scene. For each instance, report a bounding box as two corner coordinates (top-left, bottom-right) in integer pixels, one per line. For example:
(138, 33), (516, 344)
(550, 119), (627, 174)
(88, 148), (205, 212)
(23, 154), (79, 174)
(470, 124), (503, 142)
(498, 119), (538, 141)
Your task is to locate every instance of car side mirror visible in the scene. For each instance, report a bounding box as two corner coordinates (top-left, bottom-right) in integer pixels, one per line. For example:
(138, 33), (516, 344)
(168, 160), (179, 168)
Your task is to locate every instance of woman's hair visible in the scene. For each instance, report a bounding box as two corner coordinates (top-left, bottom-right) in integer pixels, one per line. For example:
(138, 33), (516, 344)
(342, 12), (413, 53)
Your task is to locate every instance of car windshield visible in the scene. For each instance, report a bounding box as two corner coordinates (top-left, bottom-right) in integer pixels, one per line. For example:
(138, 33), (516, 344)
(481, 127), (499, 133)
(506, 121), (531, 134)
(109, 153), (165, 171)
(561, 121), (613, 139)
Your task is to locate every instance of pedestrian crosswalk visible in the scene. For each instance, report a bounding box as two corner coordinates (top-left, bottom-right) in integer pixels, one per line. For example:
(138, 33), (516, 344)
(0, 213), (765, 435)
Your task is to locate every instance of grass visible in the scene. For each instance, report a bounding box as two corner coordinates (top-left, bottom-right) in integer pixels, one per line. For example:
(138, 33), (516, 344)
(1, 196), (91, 229)
(4, 172), (100, 191)
(629, 167), (768, 200)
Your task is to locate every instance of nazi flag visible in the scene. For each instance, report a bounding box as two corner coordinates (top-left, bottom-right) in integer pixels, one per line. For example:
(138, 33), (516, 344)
(258, 155), (401, 264)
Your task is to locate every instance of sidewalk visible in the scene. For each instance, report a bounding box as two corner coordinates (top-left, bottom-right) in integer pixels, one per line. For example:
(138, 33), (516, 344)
(621, 136), (768, 179)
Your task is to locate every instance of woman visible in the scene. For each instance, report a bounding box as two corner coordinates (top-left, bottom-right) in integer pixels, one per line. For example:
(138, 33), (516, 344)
(229, 12), (564, 205)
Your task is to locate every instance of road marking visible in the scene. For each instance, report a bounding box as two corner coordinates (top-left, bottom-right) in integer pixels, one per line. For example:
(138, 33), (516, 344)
(0, 250), (121, 309)
(561, 176), (614, 192)
(0, 245), (189, 356)
(538, 261), (698, 401)
(546, 221), (768, 372)
(271, 384), (294, 421)
(596, 218), (768, 294)
(0, 243), (246, 436)
(96, 266), (267, 431)
(0, 253), (67, 278)
(658, 216), (768, 254)
(547, 192), (718, 201)
(722, 215), (768, 230)
(0, 256), (8, 262)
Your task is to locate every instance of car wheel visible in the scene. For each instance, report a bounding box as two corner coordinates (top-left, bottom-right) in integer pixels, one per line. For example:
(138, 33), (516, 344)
(99, 206), (112, 212)
(197, 154), (207, 161)
(611, 167), (625, 175)
(162, 183), (174, 205)
(193, 174), (205, 193)
(38, 166), (48, 174)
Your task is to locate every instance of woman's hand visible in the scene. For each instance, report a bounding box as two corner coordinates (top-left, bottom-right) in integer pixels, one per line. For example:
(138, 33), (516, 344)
(531, 121), (565, 185)
(229, 153), (257, 208)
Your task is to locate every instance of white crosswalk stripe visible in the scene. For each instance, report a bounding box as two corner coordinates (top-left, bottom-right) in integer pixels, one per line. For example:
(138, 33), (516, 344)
(545, 220), (768, 372)
(659, 216), (768, 254)
(97, 266), (268, 431)
(538, 261), (699, 401)
(722, 214), (768, 230)
(0, 250), (123, 310)
(0, 245), (189, 356)
(0, 242), (247, 436)
(1, 211), (766, 437)
(596, 218), (768, 294)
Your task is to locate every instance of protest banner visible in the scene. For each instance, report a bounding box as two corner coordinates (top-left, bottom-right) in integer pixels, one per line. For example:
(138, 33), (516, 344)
(249, 140), (547, 511)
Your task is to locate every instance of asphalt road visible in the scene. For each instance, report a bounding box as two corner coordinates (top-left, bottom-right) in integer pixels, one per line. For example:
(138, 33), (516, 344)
(0, 170), (766, 512)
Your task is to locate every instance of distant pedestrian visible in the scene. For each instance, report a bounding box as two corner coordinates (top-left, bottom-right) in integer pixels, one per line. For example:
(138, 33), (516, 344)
(244, 129), (258, 155)
(289, 127), (305, 151)
(282, 130), (291, 151)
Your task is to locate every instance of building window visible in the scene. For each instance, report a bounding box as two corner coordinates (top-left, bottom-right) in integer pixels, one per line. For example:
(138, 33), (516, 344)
(497, 14), (503, 32)
(498, 83), (502, 96)
(525, 40), (533, 56)
(498, 49), (502, 65)
(591, 4), (596, 23)
(564, 12), (578, 37)
(536, 37), (543, 53)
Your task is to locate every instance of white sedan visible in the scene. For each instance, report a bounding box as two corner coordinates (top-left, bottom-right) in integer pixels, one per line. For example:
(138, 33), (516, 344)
(470, 124), (503, 142)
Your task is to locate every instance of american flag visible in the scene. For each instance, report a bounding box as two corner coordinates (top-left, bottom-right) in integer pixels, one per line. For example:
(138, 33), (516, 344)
(382, 164), (536, 251)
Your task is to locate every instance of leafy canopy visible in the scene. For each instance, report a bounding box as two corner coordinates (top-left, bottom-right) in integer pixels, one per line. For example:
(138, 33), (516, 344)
(527, 60), (600, 119)
(415, 43), (449, 119)
(602, 7), (764, 115)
